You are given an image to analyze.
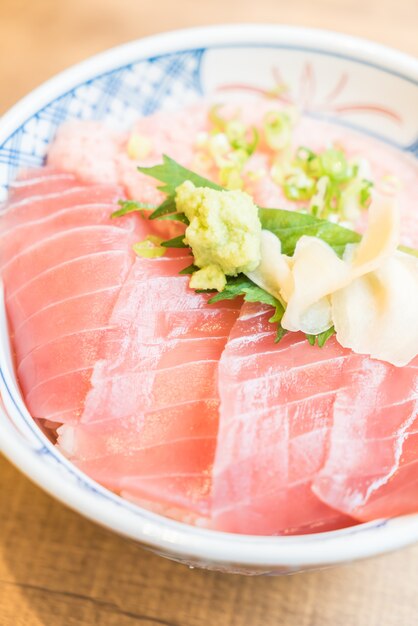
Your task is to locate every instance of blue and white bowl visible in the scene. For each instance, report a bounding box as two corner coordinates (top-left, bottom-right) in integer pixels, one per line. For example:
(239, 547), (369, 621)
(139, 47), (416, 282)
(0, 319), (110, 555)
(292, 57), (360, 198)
(1, 25), (418, 575)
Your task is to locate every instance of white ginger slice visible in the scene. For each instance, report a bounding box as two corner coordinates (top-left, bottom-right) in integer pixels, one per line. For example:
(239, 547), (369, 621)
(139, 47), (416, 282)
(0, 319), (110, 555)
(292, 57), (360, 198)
(351, 194), (399, 274)
(246, 229), (291, 303)
(332, 250), (418, 367)
(245, 196), (418, 364)
(281, 236), (348, 334)
(281, 195), (400, 335)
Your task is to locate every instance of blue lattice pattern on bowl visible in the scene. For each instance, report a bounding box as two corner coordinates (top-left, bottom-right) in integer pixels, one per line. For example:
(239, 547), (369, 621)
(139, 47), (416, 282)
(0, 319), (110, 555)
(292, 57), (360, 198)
(0, 50), (204, 201)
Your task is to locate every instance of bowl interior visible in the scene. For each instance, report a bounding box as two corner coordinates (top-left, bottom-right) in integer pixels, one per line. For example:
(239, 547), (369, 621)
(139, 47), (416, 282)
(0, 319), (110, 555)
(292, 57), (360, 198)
(1, 25), (418, 574)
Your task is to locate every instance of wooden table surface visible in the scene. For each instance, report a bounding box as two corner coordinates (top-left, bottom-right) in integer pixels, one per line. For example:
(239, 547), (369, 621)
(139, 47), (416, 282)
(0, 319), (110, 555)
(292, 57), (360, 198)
(1, 1), (418, 624)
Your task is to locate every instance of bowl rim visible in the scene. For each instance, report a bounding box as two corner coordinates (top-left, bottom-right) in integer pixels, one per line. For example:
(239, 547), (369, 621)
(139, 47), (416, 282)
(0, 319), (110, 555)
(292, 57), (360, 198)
(1, 23), (418, 570)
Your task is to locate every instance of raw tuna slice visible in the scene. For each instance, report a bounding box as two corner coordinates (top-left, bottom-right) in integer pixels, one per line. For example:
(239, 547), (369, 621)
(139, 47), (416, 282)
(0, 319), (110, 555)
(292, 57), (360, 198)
(211, 302), (355, 535)
(0, 185), (122, 234)
(0, 203), (129, 262)
(7, 168), (79, 202)
(59, 253), (241, 517)
(0, 171), (140, 425)
(313, 357), (418, 521)
(47, 109), (210, 204)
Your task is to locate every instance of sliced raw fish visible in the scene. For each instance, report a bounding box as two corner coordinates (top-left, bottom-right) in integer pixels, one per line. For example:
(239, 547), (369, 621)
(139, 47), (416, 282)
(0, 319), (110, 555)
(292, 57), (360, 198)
(0, 203), (130, 261)
(18, 328), (111, 391)
(7, 252), (132, 335)
(7, 168), (79, 202)
(2, 225), (135, 296)
(0, 185), (122, 234)
(211, 302), (355, 535)
(14, 285), (120, 360)
(59, 254), (241, 516)
(0, 174), (139, 425)
(313, 357), (418, 521)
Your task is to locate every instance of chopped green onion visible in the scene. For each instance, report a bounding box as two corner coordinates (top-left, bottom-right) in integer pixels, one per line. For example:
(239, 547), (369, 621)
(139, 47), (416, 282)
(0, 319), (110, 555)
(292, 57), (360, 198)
(283, 169), (316, 201)
(263, 110), (293, 151)
(208, 104), (230, 133)
(208, 133), (231, 168)
(127, 134), (153, 160)
(219, 166), (244, 190)
(338, 178), (373, 222)
(317, 149), (353, 182)
(359, 179), (373, 208)
(243, 127), (259, 156)
(309, 176), (330, 218)
(226, 122), (259, 156)
(279, 142), (374, 225)
(295, 146), (317, 164)
(225, 119), (246, 145)
(133, 235), (166, 258)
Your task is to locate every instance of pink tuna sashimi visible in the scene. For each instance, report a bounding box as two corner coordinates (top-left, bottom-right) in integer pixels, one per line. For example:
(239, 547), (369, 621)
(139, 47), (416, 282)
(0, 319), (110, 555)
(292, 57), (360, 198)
(0, 185), (122, 234)
(2, 225), (136, 296)
(211, 303), (356, 535)
(47, 108), (210, 205)
(8, 252), (132, 344)
(7, 168), (79, 202)
(13, 282), (122, 361)
(59, 254), (241, 517)
(313, 357), (418, 521)
(0, 203), (132, 262)
(60, 402), (218, 517)
(0, 173), (142, 425)
(46, 121), (126, 187)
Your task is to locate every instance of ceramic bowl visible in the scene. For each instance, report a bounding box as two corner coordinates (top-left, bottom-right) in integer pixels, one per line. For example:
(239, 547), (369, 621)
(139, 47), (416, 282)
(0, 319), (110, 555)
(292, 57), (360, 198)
(1, 25), (418, 575)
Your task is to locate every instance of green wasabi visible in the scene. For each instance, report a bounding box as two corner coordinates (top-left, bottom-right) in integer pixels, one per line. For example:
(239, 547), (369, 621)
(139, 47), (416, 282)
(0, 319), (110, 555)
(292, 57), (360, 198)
(175, 180), (262, 291)
(190, 264), (227, 292)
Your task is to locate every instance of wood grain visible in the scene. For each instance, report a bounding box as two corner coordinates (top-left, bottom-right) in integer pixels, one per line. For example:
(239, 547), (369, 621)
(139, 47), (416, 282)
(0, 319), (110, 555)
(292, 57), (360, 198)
(1, 1), (418, 624)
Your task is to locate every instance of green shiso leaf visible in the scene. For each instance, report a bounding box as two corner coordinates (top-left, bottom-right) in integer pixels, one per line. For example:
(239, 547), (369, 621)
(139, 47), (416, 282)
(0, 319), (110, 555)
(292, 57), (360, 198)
(161, 235), (188, 249)
(140, 156), (415, 260)
(258, 207), (361, 257)
(143, 155), (221, 220)
(268, 305), (288, 343)
(148, 196), (178, 220)
(140, 154), (221, 199)
(208, 275), (286, 342)
(209, 275), (279, 307)
(158, 212), (190, 225)
(112, 200), (157, 218)
(179, 263), (198, 275)
(317, 326), (336, 347)
(134, 155), (418, 350)
(306, 326), (336, 348)
(306, 333), (316, 347)
(141, 156), (363, 257)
